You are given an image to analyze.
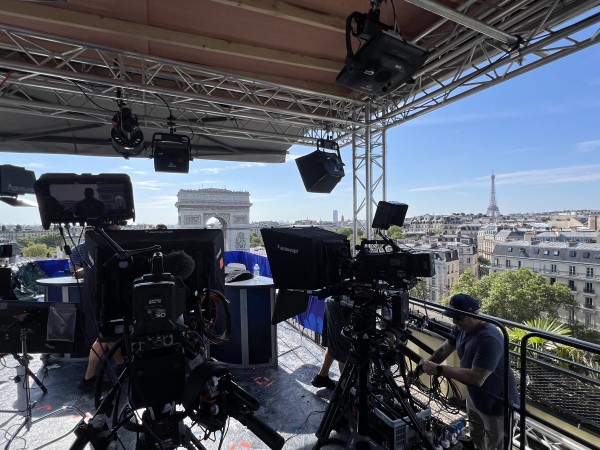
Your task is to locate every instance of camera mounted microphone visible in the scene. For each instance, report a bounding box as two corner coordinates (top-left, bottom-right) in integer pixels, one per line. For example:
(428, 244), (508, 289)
(163, 250), (196, 280)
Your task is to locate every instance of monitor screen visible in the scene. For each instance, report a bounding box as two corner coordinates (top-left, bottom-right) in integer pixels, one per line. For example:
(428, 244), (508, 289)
(84, 228), (225, 330)
(34, 173), (135, 229)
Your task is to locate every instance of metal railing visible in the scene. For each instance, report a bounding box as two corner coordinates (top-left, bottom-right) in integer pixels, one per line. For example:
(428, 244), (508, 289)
(409, 299), (600, 450)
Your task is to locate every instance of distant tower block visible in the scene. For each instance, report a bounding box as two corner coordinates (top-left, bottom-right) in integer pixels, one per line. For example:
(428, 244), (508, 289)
(486, 173), (500, 221)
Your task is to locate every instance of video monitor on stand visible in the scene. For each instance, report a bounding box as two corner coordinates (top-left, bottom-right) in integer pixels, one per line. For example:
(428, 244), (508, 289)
(34, 173), (135, 230)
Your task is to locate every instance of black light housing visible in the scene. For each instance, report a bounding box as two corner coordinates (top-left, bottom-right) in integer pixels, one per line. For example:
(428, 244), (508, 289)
(111, 107), (145, 157)
(336, 10), (428, 96)
(0, 164), (37, 207)
(152, 132), (192, 173)
(295, 138), (344, 193)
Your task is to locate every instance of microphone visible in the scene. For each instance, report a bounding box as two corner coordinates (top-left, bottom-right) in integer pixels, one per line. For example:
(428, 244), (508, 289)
(163, 250), (196, 279)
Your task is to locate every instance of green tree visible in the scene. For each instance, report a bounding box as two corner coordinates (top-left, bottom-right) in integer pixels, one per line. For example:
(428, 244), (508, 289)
(22, 243), (50, 258)
(449, 268), (576, 323)
(508, 318), (572, 356)
(17, 237), (34, 248)
(387, 225), (404, 241)
(410, 278), (431, 301)
(477, 256), (490, 266)
(15, 224), (22, 231)
(508, 318), (599, 378)
(570, 323), (600, 345)
(1, 225), (5, 232)
(34, 234), (64, 249)
(444, 268), (479, 304)
(250, 232), (263, 247)
(337, 227), (353, 238)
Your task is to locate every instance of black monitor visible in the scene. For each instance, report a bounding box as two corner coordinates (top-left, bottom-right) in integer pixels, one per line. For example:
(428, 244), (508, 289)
(34, 173), (135, 229)
(261, 227), (350, 291)
(84, 228), (225, 332)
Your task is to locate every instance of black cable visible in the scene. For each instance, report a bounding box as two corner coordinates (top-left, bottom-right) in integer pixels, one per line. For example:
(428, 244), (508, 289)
(69, 79), (115, 112)
(194, 290), (231, 344)
(152, 93), (173, 118)
(284, 409), (327, 444)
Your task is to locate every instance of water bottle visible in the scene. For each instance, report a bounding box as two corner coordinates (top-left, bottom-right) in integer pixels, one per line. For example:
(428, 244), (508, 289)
(253, 263), (260, 282)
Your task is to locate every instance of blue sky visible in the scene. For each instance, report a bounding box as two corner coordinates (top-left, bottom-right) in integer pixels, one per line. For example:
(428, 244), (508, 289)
(1, 44), (599, 226)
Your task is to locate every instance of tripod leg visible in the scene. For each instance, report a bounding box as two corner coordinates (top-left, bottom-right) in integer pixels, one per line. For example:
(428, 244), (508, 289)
(26, 367), (48, 394)
(314, 360), (358, 448)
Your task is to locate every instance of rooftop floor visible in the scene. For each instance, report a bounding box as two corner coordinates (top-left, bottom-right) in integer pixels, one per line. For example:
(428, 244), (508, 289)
(0, 321), (379, 450)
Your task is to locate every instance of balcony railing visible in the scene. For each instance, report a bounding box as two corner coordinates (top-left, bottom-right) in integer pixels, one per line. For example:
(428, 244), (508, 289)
(490, 265), (600, 282)
(410, 299), (600, 450)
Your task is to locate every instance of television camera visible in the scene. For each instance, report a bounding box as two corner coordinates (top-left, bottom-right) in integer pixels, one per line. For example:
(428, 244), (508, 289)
(261, 201), (434, 302)
(262, 201), (437, 449)
(34, 173), (284, 450)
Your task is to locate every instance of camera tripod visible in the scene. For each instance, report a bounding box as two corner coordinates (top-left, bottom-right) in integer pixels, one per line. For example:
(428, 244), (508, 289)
(1, 313), (81, 450)
(314, 294), (435, 450)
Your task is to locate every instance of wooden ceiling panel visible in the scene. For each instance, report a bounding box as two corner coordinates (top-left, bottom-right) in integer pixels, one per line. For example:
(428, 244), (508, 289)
(147, 1), (347, 60)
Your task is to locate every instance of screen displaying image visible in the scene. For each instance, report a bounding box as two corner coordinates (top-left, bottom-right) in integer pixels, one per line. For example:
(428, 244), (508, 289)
(34, 173), (135, 229)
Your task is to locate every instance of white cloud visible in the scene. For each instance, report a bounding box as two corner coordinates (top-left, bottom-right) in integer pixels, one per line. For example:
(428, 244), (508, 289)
(136, 195), (177, 209)
(135, 180), (172, 190)
(577, 140), (600, 153)
(410, 165), (600, 192)
(405, 110), (522, 126)
(192, 162), (267, 175)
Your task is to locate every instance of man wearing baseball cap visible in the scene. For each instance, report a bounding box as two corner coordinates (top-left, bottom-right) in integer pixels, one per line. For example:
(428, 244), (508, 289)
(421, 293), (519, 450)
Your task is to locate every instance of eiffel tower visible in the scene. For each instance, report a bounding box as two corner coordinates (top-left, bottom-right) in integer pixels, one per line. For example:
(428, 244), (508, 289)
(486, 172), (500, 221)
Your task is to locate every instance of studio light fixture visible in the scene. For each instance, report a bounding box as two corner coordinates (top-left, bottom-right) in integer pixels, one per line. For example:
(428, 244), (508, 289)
(296, 138), (344, 193)
(0, 164), (37, 207)
(152, 132), (192, 174)
(111, 107), (145, 158)
(336, 2), (428, 96)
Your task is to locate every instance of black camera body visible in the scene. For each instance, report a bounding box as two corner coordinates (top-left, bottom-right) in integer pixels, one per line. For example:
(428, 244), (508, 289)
(353, 240), (435, 289)
(132, 273), (178, 336)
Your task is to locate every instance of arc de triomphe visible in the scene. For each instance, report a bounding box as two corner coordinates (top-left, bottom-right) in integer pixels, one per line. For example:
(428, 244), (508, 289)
(175, 188), (251, 251)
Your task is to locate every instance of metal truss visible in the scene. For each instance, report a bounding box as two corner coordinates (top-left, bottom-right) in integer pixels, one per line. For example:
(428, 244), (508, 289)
(352, 113), (386, 242)
(0, 0), (598, 227)
(513, 414), (594, 450)
(0, 25), (368, 147)
(374, 0), (600, 125)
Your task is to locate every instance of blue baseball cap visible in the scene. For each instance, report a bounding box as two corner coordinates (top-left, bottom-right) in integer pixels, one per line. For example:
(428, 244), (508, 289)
(443, 294), (480, 319)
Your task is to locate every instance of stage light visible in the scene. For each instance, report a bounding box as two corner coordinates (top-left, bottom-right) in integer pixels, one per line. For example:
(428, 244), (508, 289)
(296, 138), (344, 193)
(111, 107), (145, 158)
(0, 165), (37, 207)
(336, 8), (428, 96)
(152, 132), (192, 173)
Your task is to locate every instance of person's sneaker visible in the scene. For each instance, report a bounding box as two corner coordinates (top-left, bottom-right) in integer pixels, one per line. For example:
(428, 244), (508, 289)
(311, 374), (336, 390)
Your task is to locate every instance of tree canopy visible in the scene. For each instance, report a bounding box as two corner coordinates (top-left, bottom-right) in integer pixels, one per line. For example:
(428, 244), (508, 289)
(22, 243), (50, 258)
(448, 268), (576, 323)
(387, 225), (404, 241)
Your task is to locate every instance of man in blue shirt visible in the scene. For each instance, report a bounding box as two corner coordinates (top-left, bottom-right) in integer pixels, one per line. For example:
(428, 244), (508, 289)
(421, 294), (519, 450)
